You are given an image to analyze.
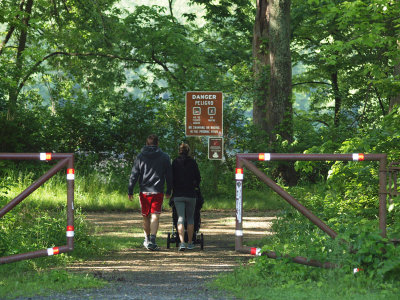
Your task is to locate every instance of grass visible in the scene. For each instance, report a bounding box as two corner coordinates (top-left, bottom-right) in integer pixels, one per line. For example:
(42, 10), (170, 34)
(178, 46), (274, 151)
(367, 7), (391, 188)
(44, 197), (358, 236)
(207, 181), (400, 299)
(211, 258), (400, 300)
(0, 171), (146, 300)
(0, 209), (144, 299)
(4, 167), (399, 299)
(0, 269), (106, 299)
(5, 171), (141, 211)
(4, 169), (289, 211)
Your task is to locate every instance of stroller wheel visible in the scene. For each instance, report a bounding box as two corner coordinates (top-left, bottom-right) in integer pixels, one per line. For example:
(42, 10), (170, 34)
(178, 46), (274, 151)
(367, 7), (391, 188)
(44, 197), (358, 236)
(175, 233), (179, 247)
(167, 233), (171, 249)
(200, 233), (204, 250)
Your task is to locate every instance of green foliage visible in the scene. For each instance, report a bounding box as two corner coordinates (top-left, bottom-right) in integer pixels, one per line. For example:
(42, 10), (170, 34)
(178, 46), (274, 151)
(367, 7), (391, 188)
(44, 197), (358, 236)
(214, 104), (400, 299)
(212, 257), (400, 300)
(323, 107), (400, 222)
(213, 181), (400, 299)
(292, 0), (400, 134)
(0, 175), (109, 298)
(0, 270), (106, 299)
(0, 202), (96, 262)
(343, 230), (400, 280)
(2, 1), (400, 297)
(0, 0), (258, 174)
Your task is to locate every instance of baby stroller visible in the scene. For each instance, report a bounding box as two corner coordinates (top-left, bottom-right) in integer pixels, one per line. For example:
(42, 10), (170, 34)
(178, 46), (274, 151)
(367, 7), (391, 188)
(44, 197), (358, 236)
(167, 188), (204, 250)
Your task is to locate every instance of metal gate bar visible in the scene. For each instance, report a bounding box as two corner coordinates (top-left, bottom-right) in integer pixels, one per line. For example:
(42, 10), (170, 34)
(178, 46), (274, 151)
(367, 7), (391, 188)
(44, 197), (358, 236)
(0, 153), (75, 264)
(240, 158), (337, 239)
(235, 153), (388, 268)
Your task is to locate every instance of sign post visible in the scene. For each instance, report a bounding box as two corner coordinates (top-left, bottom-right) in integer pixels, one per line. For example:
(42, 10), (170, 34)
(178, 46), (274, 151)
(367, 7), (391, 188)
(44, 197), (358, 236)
(185, 91), (223, 137)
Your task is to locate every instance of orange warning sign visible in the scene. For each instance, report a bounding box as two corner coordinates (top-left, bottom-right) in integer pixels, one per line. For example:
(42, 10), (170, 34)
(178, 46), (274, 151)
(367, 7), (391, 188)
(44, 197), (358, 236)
(185, 91), (223, 136)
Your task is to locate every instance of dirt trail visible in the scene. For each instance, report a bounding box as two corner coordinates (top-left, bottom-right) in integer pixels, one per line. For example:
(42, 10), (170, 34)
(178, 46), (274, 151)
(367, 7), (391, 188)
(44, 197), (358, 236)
(37, 210), (276, 300)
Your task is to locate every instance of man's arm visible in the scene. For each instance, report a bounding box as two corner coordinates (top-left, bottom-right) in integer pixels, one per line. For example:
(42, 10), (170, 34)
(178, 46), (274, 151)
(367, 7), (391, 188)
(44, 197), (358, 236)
(128, 158), (140, 198)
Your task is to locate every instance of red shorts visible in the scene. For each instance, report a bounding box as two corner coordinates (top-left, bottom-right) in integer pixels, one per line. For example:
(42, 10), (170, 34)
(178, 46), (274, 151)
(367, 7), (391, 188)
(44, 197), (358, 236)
(139, 193), (164, 216)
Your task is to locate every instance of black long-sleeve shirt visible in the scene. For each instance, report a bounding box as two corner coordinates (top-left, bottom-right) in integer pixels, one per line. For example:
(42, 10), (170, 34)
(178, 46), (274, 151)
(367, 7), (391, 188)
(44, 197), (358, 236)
(172, 155), (201, 198)
(128, 146), (172, 195)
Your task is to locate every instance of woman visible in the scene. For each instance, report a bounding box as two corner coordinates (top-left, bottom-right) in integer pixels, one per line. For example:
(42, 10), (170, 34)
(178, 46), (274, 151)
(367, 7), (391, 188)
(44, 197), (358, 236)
(172, 143), (201, 251)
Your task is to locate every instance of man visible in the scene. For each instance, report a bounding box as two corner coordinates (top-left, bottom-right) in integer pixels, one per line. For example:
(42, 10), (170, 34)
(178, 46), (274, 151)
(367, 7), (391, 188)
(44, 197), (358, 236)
(128, 134), (172, 251)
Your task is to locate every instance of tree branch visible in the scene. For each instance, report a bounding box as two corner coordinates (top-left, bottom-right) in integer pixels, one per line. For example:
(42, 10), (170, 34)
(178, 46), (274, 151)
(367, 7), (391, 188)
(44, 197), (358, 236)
(294, 111), (330, 127)
(18, 51), (152, 93)
(373, 85), (387, 116)
(292, 81), (330, 87)
(0, 0), (25, 56)
(168, 0), (175, 19)
(151, 50), (186, 89)
(0, 26), (16, 56)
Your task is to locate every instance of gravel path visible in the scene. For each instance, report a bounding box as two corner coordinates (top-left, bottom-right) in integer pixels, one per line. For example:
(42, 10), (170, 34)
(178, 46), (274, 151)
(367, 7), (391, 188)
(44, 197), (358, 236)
(25, 210), (276, 300)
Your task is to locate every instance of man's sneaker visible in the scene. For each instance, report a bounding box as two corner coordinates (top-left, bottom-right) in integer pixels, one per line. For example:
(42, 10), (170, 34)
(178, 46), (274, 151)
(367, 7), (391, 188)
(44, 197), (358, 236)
(147, 242), (160, 251)
(179, 243), (186, 251)
(186, 243), (195, 250)
(143, 239), (150, 250)
(145, 234), (160, 251)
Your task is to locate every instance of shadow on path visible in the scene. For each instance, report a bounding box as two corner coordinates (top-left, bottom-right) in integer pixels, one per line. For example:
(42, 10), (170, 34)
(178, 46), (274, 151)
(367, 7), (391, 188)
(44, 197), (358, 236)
(40, 210), (276, 299)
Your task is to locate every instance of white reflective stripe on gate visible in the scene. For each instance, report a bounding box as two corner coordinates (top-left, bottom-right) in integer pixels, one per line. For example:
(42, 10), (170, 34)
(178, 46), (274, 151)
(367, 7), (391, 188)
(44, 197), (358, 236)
(259, 153), (271, 161)
(235, 173), (243, 180)
(67, 168), (75, 180)
(40, 153), (52, 160)
(352, 153), (365, 161)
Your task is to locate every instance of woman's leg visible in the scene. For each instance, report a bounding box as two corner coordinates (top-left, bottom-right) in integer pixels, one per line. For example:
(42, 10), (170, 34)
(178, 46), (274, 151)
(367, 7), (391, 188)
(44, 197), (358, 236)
(173, 198), (186, 244)
(185, 198), (196, 244)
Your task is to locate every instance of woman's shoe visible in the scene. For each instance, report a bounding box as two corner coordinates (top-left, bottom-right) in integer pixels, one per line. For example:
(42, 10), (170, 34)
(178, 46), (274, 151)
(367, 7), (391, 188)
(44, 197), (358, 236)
(179, 243), (186, 251)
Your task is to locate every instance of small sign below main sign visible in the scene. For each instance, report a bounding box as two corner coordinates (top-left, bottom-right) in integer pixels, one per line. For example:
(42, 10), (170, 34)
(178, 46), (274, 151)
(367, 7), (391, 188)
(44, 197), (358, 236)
(208, 137), (223, 160)
(185, 91), (223, 137)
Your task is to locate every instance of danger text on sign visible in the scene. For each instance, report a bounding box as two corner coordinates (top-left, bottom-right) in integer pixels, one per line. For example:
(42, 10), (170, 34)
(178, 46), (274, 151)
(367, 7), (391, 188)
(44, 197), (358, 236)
(185, 91), (223, 137)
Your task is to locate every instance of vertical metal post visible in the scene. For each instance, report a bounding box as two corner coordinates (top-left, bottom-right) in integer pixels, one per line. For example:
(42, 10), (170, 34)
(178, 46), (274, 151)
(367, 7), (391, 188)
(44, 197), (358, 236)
(235, 156), (244, 251)
(379, 155), (388, 237)
(67, 156), (75, 250)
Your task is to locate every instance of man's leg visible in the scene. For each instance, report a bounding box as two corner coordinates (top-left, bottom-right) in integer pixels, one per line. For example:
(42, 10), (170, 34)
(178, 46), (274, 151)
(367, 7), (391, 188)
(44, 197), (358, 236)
(142, 215), (152, 249)
(143, 215), (151, 237)
(147, 214), (160, 250)
(139, 193), (152, 249)
(150, 213), (160, 236)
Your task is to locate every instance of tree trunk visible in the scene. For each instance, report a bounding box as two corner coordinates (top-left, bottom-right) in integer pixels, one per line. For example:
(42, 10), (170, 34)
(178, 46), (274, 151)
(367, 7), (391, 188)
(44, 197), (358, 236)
(253, 0), (293, 142)
(7, 0), (34, 120)
(252, 0), (269, 132)
(331, 71), (342, 127)
(268, 0), (293, 143)
(388, 2), (399, 112)
(389, 60), (400, 111)
(252, 0), (296, 185)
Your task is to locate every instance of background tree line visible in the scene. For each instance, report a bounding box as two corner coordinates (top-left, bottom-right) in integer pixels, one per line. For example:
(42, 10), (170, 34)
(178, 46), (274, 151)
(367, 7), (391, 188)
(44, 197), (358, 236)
(1, 0), (399, 190)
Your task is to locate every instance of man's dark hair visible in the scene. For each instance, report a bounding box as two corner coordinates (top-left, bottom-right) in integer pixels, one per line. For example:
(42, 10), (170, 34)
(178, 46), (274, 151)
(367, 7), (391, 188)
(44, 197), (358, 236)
(146, 134), (159, 146)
